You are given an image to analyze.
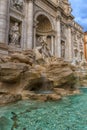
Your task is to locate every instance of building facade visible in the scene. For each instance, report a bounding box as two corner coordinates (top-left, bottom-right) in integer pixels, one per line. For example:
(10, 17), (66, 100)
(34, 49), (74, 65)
(0, 0), (84, 62)
(84, 32), (87, 61)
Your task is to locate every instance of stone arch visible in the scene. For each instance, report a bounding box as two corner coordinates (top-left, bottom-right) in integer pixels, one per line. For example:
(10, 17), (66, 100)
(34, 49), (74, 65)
(37, 15), (52, 33)
(34, 10), (55, 30)
(33, 11), (56, 55)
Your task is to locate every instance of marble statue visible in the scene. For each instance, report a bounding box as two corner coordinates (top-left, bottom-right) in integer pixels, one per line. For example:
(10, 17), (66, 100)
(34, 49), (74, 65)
(9, 22), (20, 46)
(38, 36), (52, 58)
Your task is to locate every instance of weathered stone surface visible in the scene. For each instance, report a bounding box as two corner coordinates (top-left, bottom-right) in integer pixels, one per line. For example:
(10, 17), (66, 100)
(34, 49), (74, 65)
(0, 55), (10, 63)
(77, 70), (87, 87)
(0, 50), (77, 104)
(75, 62), (87, 87)
(53, 88), (80, 96)
(0, 62), (28, 83)
(54, 88), (68, 96)
(0, 92), (22, 105)
(10, 50), (35, 65)
(22, 91), (61, 101)
(46, 62), (76, 88)
(46, 94), (61, 101)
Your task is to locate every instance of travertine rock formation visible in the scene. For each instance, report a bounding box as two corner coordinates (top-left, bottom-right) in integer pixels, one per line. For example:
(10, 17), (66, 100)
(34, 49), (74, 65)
(76, 61), (87, 87)
(0, 50), (78, 104)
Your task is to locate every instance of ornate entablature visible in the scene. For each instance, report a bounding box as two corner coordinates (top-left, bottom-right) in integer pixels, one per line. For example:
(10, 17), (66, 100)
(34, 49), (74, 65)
(57, 0), (72, 16)
(48, 0), (59, 6)
(50, 0), (59, 4)
(72, 21), (83, 33)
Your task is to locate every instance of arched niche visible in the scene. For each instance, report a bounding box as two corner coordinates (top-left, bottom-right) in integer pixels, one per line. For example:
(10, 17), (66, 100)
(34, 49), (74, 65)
(34, 11), (55, 55)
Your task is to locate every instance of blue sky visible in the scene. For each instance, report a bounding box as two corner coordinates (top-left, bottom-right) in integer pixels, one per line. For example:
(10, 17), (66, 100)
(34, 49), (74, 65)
(69, 0), (87, 31)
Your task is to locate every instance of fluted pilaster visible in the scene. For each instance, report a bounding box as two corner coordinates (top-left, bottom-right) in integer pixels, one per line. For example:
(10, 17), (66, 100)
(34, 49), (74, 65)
(56, 15), (61, 57)
(26, 0), (34, 49)
(0, 0), (8, 44)
(67, 25), (72, 61)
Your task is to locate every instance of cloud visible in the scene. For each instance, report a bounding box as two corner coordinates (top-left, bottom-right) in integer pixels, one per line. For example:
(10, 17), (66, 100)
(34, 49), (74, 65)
(69, 0), (87, 31)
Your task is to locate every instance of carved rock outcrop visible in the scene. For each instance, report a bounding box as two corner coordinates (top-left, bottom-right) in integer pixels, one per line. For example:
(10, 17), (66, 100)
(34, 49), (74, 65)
(0, 50), (78, 104)
(0, 92), (22, 105)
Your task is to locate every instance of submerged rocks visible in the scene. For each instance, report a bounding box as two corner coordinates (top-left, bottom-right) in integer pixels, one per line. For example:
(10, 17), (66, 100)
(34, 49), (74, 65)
(0, 50), (78, 104)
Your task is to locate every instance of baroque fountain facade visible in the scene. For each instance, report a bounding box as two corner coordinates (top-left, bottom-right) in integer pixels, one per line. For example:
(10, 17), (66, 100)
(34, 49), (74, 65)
(0, 1), (87, 130)
(0, 0), (85, 63)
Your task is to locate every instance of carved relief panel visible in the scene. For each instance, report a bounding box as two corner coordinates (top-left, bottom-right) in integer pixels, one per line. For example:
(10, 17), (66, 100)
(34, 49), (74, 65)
(10, 0), (24, 12)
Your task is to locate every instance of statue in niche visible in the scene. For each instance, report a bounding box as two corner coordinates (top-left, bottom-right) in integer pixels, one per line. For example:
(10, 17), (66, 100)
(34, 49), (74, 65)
(35, 36), (52, 61)
(38, 36), (52, 58)
(11, 0), (24, 11)
(61, 41), (65, 58)
(9, 22), (21, 47)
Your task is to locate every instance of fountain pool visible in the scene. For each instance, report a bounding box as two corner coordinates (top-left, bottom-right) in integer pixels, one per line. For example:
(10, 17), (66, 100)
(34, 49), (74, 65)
(0, 88), (87, 130)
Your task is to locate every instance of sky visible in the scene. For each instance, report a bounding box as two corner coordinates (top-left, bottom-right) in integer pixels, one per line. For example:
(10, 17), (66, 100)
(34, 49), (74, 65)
(69, 0), (87, 32)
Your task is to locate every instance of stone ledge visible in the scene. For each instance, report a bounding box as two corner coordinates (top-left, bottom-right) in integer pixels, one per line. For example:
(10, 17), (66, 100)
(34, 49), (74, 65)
(0, 43), (8, 50)
(8, 45), (22, 54)
(0, 43), (8, 55)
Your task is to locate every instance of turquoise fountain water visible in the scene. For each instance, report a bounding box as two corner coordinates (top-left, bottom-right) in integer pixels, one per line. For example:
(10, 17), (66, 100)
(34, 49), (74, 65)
(0, 88), (87, 130)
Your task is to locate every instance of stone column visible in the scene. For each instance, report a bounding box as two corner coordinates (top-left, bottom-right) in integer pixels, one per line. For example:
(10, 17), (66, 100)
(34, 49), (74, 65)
(0, 0), (8, 44)
(26, 0), (33, 49)
(51, 35), (54, 55)
(33, 20), (38, 48)
(33, 24), (36, 48)
(56, 16), (61, 57)
(67, 25), (72, 61)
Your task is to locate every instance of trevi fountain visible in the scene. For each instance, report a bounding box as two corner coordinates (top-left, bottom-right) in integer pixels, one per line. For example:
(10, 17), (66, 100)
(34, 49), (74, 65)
(0, 0), (87, 130)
